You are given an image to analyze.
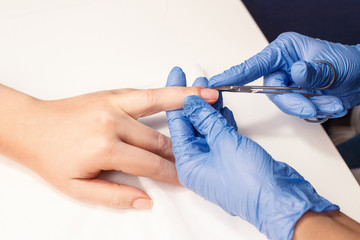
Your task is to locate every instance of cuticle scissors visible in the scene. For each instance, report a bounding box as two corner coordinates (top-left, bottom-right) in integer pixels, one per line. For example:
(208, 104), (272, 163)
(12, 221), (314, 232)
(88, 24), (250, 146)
(209, 60), (336, 124)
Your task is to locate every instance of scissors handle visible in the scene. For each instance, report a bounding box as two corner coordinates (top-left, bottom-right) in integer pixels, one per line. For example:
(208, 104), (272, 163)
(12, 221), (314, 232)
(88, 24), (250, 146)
(210, 60), (336, 95)
(304, 114), (332, 124)
(209, 60), (336, 123)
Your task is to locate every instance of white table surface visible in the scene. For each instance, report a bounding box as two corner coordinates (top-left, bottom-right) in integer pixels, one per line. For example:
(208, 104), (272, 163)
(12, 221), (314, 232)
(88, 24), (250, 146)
(0, 1), (359, 239)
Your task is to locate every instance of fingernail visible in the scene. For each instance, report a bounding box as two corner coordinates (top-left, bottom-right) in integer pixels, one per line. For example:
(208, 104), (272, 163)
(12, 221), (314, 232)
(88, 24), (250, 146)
(200, 88), (219, 100)
(132, 198), (153, 210)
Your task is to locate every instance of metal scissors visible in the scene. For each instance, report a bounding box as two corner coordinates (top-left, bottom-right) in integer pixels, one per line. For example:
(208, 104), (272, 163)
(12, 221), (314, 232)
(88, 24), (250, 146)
(209, 60), (336, 123)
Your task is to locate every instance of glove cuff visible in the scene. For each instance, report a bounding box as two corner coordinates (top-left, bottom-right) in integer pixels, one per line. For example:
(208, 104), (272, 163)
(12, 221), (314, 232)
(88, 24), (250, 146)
(258, 164), (339, 240)
(265, 193), (339, 240)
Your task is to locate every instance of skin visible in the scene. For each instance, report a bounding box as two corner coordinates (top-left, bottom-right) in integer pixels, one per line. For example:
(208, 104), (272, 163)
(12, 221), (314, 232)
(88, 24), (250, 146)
(1, 82), (359, 239)
(0, 83), (218, 209)
(293, 211), (360, 240)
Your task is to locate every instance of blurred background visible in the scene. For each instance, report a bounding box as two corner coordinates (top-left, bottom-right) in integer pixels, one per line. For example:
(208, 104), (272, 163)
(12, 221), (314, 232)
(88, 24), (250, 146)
(241, 0), (360, 45)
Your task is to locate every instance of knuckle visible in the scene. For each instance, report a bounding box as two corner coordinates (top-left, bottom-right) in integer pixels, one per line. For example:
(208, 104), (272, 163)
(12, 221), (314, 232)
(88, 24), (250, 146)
(96, 137), (113, 154)
(145, 89), (160, 104)
(155, 132), (171, 152)
(108, 90), (120, 96)
(149, 157), (165, 176)
(98, 137), (121, 161)
(93, 109), (116, 129)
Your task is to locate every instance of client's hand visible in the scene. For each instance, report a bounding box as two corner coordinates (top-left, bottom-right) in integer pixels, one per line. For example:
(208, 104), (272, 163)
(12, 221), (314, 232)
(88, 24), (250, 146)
(0, 80), (219, 209)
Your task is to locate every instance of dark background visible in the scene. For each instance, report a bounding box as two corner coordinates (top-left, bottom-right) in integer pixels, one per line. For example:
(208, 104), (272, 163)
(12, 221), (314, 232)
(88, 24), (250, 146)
(241, 1), (360, 169)
(241, 0), (360, 45)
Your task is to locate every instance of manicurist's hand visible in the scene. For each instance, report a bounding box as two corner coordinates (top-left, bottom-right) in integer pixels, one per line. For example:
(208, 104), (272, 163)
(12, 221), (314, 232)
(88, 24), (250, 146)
(210, 32), (360, 119)
(166, 68), (339, 239)
(0, 76), (219, 209)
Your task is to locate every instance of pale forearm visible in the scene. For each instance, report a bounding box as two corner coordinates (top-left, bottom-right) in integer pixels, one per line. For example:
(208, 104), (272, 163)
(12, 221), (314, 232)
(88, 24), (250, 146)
(293, 211), (360, 240)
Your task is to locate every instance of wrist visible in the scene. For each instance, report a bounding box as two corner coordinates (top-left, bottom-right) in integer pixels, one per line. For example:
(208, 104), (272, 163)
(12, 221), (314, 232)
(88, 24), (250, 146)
(293, 210), (360, 240)
(0, 84), (42, 165)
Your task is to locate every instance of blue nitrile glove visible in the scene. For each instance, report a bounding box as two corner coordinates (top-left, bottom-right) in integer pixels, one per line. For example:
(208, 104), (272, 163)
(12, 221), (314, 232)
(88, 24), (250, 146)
(209, 32), (360, 119)
(166, 72), (339, 240)
(166, 66), (237, 132)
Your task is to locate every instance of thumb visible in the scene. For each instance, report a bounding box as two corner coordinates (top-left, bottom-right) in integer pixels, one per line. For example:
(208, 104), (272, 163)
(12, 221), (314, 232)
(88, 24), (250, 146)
(183, 95), (236, 146)
(291, 60), (335, 89)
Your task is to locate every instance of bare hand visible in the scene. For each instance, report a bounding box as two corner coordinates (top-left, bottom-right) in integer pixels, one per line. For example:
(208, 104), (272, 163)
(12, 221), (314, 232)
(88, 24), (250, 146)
(0, 84), (218, 209)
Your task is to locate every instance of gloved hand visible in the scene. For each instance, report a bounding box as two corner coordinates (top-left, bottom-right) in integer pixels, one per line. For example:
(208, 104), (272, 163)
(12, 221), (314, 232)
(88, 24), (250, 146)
(166, 66), (237, 131)
(209, 32), (360, 119)
(166, 70), (339, 239)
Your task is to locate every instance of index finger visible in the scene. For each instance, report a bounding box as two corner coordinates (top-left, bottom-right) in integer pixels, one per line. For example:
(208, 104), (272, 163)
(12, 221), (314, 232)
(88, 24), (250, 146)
(208, 33), (302, 87)
(209, 46), (283, 86)
(118, 86), (219, 119)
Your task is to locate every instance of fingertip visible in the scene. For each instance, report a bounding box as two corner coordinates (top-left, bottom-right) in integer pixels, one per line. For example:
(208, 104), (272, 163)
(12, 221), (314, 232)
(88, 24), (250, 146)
(332, 101), (344, 112)
(211, 90), (223, 111)
(200, 88), (219, 104)
(208, 79), (215, 86)
(310, 96), (345, 113)
(166, 66), (186, 87)
(172, 66), (182, 71)
(193, 76), (209, 87)
(169, 66), (184, 73)
(193, 77), (218, 103)
(208, 75), (222, 87)
(110, 187), (150, 209)
(331, 109), (348, 118)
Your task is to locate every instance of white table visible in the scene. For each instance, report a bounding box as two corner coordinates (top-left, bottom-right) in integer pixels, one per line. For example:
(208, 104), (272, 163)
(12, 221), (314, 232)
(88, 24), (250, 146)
(0, 1), (359, 239)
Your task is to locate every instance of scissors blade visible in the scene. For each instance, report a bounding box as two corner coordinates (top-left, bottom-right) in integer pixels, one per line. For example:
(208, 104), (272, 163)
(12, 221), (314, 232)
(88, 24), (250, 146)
(208, 85), (323, 97)
(208, 86), (255, 93)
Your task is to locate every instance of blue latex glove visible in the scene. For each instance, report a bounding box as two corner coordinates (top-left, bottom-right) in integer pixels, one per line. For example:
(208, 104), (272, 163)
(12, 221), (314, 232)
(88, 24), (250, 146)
(209, 32), (360, 119)
(166, 68), (339, 240)
(166, 67), (237, 131)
